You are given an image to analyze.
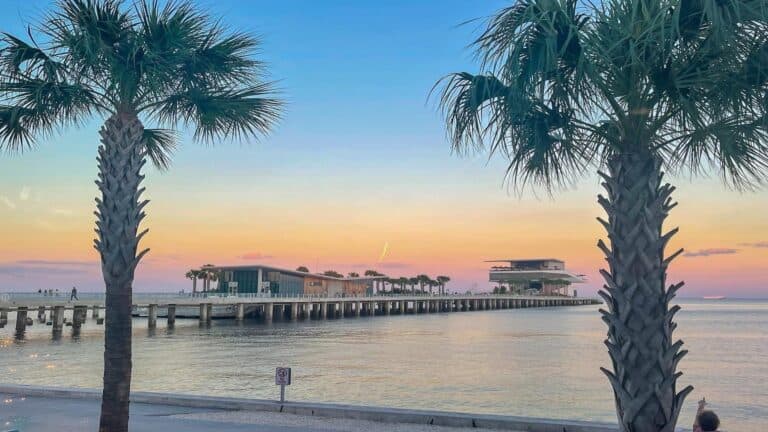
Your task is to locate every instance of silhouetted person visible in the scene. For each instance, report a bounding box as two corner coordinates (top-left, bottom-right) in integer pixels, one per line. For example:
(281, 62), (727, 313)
(694, 398), (721, 432)
(70, 286), (78, 301)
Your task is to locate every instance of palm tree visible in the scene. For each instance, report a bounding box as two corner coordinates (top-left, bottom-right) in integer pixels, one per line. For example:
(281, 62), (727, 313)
(323, 270), (343, 278)
(185, 270), (201, 294)
(364, 269), (382, 293)
(437, 275), (450, 295)
(296, 266), (310, 273)
(348, 272), (360, 278)
(416, 274), (430, 294)
(436, 1), (768, 431)
(408, 277), (419, 294)
(0, 2), (281, 430)
(398, 277), (409, 293)
(201, 264), (216, 292)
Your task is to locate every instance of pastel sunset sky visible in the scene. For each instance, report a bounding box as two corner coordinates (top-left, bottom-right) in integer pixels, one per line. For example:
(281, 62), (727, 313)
(1, 0), (766, 297)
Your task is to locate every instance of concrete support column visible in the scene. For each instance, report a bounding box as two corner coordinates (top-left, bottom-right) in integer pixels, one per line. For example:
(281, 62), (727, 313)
(70, 306), (80, 328)
(147, 304), (158, 329)
(369, 302), (376, 316)
(291, 303), (299, 321)
(37, 306), (47, 323)
(52, 306), (64, 332)
(236, 303), (245, 321)
(337, 302), (344, 318)
(167, 304), (177, 325)
(384, 301), (391, 315)
(0, 307), (8, 327)
(73, 305), (88, 329)
(320, 302), (327, 319)
(206, 303), (213, 320)
(199, 303), (209, 323)
(15, 307), (28, 333)
(399, 300), (406, 314)
(92, 306), (100, 319)
(355, 301), (362, 317)
(264, 303), (273, 322)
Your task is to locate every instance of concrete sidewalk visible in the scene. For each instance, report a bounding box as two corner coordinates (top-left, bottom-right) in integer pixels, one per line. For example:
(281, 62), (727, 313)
(0, 393), (503, 432)
(0, 385), (619, 432)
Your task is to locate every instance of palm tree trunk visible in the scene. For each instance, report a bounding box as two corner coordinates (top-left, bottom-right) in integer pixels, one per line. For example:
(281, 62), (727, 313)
(192, 278), (197, 294)
(95, 112), (148, 432)
(597, 152), (692, 432)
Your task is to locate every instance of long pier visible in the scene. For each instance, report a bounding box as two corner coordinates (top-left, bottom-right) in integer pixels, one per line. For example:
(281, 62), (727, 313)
(0, 295), (599, 335)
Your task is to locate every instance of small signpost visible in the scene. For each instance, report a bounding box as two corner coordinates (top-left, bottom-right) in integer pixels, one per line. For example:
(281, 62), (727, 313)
(275, 367), (291, 403)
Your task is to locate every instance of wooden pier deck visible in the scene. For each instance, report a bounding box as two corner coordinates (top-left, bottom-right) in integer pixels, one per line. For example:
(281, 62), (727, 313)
(0, 294), (600, 335)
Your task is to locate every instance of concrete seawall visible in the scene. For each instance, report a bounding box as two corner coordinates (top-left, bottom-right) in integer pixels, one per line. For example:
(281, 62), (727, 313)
(0, 384), (618, 432)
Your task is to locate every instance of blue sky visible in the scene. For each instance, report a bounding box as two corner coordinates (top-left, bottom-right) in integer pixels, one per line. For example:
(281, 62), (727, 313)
(1, 0), (767, 297)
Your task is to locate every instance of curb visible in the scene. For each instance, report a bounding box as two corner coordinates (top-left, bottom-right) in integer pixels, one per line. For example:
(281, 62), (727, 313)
(0, 384), (618, 432)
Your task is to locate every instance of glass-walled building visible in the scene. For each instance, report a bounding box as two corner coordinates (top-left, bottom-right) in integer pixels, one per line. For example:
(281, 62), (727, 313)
(487, 258), (585, 296)
(204, 264), (382, 297)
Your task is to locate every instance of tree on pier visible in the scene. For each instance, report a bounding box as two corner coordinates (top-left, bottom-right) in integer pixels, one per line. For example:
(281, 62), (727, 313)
(437, 275), (450, 295)
(0, 1), (281, 431)
(436, 1), (768, 430)
(185, 270), (203, 294)
(323, 270), (343, 278)
(296, 266), (310, 273)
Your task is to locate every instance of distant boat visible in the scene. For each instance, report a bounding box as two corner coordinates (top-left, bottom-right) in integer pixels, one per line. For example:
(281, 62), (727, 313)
(703, 296), (726, 300)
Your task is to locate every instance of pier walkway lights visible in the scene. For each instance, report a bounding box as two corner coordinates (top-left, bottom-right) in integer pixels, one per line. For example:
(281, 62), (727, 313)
(276, 367), (292, 403)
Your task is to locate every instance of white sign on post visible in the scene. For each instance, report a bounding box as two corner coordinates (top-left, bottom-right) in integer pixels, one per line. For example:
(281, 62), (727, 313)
(275, 367), (291, 403)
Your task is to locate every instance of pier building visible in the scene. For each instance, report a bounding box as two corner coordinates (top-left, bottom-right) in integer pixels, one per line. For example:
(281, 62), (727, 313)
(487, 259), (585, 296)
(207, 264), (384, 297)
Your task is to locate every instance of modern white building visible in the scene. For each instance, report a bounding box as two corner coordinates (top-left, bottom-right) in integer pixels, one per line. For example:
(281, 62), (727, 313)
(487, 258), (585, 296)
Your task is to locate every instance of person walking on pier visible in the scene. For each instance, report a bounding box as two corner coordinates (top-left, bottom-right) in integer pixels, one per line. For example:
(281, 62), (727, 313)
(69, 286), (79, 302)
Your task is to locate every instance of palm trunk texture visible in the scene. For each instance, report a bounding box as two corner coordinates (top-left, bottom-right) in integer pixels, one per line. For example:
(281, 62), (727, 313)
(95, 112), (149, 432)
(597, 152), (693, 432)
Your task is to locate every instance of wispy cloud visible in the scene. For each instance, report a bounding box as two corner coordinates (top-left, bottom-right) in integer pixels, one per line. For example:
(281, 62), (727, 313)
(51, 208), (73, 216)
(0, 260), (94, 277)
(238, 252), (275, 260)
(739, 241), (768, 249)
(684, 248), (739, 258)
(15, 260), (97, 267)
(19, 186), (31, 201)
(35, 219), (55, 230)
(378, 261), (411, 269)
(1, 196), (16, 210)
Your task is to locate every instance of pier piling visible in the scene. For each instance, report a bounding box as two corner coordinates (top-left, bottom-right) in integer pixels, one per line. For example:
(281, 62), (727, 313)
(73, 306), (87, 329)
(15, 307), (28, 333)
(52, 306), (64, 332)
(167, 304), (176, 325)
(147, 304), (158, 329)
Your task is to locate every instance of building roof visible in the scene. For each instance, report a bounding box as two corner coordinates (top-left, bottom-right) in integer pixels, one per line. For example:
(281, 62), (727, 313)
(201, 264), (386, 281)
(484, 258), (565, 264)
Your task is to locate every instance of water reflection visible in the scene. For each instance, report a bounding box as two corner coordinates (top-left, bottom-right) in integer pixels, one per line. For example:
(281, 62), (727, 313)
(0, 301), (765, 432)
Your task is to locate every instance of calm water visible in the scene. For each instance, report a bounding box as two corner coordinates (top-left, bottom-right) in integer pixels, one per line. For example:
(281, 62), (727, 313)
(1, 299), (766, 431)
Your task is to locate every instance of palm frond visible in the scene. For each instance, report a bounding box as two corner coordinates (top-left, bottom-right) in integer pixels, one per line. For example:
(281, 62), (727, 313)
(142, 128), (176, 171)
(0, 32), (61, 80)
(154, 83), (281, 143)
(0, 76), (96, 151)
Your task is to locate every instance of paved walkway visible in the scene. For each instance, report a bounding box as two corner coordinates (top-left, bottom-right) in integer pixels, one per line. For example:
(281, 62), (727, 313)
(0, 393), (506, 432)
